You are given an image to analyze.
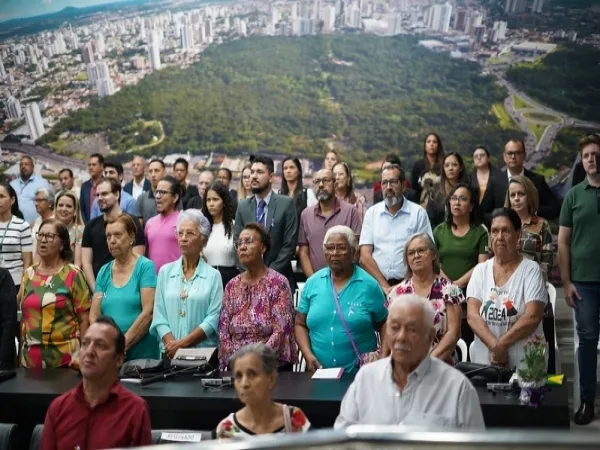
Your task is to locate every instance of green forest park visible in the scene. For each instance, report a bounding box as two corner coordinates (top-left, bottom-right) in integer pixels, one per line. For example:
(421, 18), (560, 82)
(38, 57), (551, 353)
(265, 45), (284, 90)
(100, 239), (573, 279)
(41, 35), (521, 164)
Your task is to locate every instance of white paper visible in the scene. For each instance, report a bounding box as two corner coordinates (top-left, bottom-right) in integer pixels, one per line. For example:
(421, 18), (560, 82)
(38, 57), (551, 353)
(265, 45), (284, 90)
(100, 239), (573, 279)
(312, 368), (343, 379)
(120, 378), (142, 384)
(160, 432), (202, 442)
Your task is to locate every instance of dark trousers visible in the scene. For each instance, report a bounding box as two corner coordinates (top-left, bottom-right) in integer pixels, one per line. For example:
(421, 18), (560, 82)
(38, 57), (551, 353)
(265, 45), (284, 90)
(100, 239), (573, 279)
(574, 282), (600, 403)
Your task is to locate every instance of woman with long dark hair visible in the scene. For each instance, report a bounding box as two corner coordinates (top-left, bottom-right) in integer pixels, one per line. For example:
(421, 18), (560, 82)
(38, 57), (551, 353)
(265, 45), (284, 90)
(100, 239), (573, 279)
(279, 157), (316, 222)
(426, 152), (468, 227)
(412, 133), (445, 202)
(469, 146), (505, 224)
(0, 182), (32, 291)
(202, 181), (239, 288)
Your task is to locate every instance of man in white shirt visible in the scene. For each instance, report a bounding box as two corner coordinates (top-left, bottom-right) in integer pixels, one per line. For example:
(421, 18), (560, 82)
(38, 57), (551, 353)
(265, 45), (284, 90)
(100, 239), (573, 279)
(359, 164), (432, 295)
(124, 155), (150, 201)
(335, 293), (485, 430)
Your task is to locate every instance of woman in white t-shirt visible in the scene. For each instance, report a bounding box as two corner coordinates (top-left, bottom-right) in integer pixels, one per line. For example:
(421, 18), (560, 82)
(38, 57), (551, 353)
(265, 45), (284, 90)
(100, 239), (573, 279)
(466, 207), (547, 370)
(202, 181), (239, 288)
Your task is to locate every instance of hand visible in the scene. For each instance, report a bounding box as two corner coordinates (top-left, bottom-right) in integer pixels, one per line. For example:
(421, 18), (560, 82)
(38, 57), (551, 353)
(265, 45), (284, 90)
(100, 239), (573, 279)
(564, 282), (581, 308)
(164, 340), (183, 359)
(305, 354), (322, 372)
(382, 284), (393, 296)
(69, 356), (80, 371)
(490, 342), (508, 367)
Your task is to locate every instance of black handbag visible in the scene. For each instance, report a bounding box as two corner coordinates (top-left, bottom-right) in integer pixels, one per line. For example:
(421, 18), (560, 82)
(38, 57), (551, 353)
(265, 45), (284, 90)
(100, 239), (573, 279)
(120, 359), (169, 378)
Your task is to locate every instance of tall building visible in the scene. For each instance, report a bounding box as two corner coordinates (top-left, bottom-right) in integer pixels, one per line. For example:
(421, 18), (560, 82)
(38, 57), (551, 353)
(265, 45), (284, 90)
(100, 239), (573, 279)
(180, 25), (194, 49)
(199, 24), (207, 43)
(239, 20), (247, 36)
(532, 0), (544, 13)
(95, 32), (106, 55)
(464, 11), (483, 34)
(0, 57), (6, 78)
(323, 5), (336, 33)
(291, 2), (298, 20)
(82, 42), (95, 64)
(426, 2), (452, 33)
(272, 7), (279, 27)
(454, 9), (467, 31)
(5, 96), (22, 119)
(97, 77), (114, 98)
(491, 21), (508, 42)
(148, 31), (161, 71)
(387, 13), (403, 35)
(505, 0), (527, 13)
(24, 103), (45, 141)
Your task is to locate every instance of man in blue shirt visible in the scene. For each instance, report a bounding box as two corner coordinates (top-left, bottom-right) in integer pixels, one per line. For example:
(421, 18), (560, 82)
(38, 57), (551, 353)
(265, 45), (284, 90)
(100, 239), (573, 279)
(10, 155), (50, 225)
(359, 164), (433, 295)
(90, 162), (136, 219)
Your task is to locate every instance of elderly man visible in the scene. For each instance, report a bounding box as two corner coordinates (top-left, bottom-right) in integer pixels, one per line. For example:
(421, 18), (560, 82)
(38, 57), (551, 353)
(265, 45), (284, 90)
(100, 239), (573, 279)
(41, 316), (152, 449)
(335, 293), (484, 429)
(10, 155), (50, 224)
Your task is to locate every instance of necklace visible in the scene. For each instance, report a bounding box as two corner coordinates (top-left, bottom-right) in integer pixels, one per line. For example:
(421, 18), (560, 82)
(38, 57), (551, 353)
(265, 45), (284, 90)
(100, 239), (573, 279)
(179, 263), (197, 318)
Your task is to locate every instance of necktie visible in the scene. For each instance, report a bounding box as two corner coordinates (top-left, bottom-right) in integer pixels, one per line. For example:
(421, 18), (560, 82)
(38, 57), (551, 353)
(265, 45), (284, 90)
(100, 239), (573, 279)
(257, 199), (266, 227)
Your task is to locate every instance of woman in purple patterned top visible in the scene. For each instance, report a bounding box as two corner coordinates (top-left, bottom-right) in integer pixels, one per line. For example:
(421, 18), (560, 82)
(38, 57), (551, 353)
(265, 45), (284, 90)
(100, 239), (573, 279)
(218, 223), (297, 371)
(384, 233), (464, 363)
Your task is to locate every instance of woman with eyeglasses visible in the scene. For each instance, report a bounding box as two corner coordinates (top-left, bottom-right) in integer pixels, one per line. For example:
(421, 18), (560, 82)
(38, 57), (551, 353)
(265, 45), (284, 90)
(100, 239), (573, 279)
(237, 165), (253, 201)
(218, 223), (297, 371)
(383, 233), (464, 364)
(0, 182), (32, 292)
(333, 162), (367, 221)
(54, 191), (84, 267)
(434, 183), (488, 291)
(470, 146), (505, 224)
(151, 209), (223, 359)
(90, 214), (158, 361)
(19, 218), (91, 368)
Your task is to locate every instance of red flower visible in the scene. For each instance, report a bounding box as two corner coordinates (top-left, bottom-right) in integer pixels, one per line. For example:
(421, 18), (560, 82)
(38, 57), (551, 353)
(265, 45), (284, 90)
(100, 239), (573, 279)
(222, 420), (233, 432)
(290, 409), (306, 429)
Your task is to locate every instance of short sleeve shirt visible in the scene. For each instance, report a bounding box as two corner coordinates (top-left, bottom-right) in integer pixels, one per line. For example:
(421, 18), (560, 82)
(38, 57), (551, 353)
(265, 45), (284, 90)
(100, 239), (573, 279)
(0, 216), (33, 285)
(433, 223), (488, 281)
(466, 258), (547, 369)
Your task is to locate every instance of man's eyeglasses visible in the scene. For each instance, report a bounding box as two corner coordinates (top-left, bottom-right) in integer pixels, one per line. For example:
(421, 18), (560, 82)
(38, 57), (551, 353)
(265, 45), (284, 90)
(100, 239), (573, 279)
(381, 179), (401, 187)
(154, 189), (173, 198)
(313, 178), (333, 186)
(505, 151), (524, 158)
(36, 232), (58, 243)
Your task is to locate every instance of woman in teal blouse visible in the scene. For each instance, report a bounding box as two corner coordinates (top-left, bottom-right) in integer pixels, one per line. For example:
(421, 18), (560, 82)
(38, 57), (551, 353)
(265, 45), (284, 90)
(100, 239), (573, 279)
(90, 214), (158, 360)
(294, 225), (388, 374)
(150, 209), (223, 359)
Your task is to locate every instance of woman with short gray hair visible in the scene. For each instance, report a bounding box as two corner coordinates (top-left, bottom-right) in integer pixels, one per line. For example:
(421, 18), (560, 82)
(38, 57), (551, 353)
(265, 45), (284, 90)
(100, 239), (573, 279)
(150, 209), (223, 359)
(295, 225), (388, 374)
(32, 187), (55, 261)
(215, 343), (311, 439)
(384, 232), (464, 364)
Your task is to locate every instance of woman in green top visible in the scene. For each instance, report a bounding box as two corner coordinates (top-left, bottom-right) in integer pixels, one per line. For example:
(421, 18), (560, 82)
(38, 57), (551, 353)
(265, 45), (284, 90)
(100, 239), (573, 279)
(434, 183), (488, 290)
(90, 213), (159, 360)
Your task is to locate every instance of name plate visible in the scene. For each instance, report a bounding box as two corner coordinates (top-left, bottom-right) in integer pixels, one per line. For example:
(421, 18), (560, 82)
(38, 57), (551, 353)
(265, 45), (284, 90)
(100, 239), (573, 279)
(160, 432), (202, 443)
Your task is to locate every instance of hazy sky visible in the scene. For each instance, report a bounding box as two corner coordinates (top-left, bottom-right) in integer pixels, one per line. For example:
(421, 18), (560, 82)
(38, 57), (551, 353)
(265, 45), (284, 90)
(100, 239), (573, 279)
(0, 0), (126, 22)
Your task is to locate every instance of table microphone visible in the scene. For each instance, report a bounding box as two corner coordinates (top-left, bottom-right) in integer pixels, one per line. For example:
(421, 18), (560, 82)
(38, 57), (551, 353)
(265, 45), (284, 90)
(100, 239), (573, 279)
(140, 365), (207, 387)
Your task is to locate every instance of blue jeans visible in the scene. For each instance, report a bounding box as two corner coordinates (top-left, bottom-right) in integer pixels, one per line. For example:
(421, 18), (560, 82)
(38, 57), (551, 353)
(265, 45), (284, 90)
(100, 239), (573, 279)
(574, 282), (600, 403)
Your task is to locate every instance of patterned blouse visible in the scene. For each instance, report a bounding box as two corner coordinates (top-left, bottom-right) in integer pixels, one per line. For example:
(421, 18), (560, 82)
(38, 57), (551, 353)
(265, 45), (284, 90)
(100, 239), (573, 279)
(386, 277), (465, 349)
(20, 263), (91, 368)
(520, 215), (553, 282)
(216, 406), (310, 439)
(218, 268), (297, 370)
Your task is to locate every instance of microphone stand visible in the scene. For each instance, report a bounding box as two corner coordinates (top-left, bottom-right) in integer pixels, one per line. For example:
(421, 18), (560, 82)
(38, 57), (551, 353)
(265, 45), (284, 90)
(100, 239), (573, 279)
(141, 364), (209, 387)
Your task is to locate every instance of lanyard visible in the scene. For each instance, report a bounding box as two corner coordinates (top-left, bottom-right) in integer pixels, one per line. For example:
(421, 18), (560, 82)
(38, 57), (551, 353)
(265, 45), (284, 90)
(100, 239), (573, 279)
(0, 217), (13, 250)
(330, 273), (361, 363)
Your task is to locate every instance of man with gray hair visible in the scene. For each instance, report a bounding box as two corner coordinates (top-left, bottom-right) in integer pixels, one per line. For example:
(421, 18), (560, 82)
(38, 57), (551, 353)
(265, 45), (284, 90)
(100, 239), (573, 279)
(10, 155), (50, 225)
(31, 186), (55, 258)
(335, 293), (484, 429)
(298, 169), (362, 277)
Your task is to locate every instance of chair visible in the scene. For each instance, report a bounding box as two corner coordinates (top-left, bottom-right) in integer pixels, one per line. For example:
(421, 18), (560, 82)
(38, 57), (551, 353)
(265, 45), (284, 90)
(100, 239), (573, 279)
(293, 282), (305, 309)
(29, 425), (42, 450)
(469, 341), (475, 362)
(456, 339), (468, 362)
(0, 424), (18, 450)
(546, 282), (561, 374)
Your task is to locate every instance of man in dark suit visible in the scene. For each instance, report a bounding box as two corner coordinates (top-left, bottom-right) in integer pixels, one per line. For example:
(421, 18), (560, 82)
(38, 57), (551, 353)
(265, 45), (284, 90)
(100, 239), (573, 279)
(501, 139), (561, 220)
(123, 155), (151, 200)
(80, 153), (105, 224)
(234, 155), (299, 291)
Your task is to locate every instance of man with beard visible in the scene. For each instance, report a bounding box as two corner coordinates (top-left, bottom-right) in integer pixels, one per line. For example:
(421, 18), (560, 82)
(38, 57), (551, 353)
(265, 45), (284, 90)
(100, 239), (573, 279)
(334, 294), (484, 429)
(10, 155), (50, 225)
(233, 155), (298, 291)
(359, 164), (432, 295)
(297, 169), (362, 277)
(82, 178), (145, 290)
(41, 316), (152, 449)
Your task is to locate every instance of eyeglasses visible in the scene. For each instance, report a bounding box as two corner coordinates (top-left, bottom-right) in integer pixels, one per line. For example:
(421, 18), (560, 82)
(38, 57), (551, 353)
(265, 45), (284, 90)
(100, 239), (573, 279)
(313, 178), (334, 186)
(450, 195), (469, 203)
(36, 232), (57, 243)
(505, 151), (524, 158)
(236, 236), (255, 247)
(407, 247), (429, 258)
(154, 189), (173, 198)
(381, 179), (401, 187)
(473, 153), (487, 159)
(324, 244), (349, 254)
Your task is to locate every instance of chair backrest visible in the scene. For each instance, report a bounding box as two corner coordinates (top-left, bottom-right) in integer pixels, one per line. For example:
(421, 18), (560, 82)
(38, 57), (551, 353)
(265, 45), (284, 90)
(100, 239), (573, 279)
(456, 338), (468, 363)
(0, 424), (18, 450)
(469, 341), (475, 362)
(546, 282), (557, 315)
(293, 282), (305, 309)
(29, 425), (43, 450)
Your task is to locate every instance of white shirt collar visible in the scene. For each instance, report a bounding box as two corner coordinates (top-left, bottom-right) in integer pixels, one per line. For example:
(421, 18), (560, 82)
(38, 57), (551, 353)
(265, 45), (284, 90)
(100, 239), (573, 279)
(507, 168), (525, 180)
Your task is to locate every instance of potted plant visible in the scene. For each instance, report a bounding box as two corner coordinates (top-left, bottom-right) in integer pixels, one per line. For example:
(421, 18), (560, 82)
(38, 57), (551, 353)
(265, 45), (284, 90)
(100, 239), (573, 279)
(516, 334), (547, 407)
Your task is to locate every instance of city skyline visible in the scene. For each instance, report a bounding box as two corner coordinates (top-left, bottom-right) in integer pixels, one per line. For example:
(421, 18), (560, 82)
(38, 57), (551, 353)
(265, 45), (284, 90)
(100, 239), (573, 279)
(0, 0), (133, 22)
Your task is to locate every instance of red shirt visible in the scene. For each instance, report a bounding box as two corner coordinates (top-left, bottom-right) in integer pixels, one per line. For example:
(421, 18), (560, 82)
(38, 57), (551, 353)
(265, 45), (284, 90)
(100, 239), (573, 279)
(41, 380), (152, 450)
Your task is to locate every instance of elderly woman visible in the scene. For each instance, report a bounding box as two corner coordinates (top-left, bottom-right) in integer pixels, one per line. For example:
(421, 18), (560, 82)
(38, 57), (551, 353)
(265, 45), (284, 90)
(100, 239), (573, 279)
(434, 183), (488, 290)
(218, 223), (297, 371)
(467, 208), (547, 369)
(20, 218), (90, 368)
(91, 214), (158, 360)
(386, 233), (464, 363)
(295, 225), (388, 374)
(216, 343), (311, 439)
(505, 175), (554, 281)
(32, 187), (55, 260)
(0, 182), (32, 291)
(54, 191), (84, 267)
(151, 209), (223, 359)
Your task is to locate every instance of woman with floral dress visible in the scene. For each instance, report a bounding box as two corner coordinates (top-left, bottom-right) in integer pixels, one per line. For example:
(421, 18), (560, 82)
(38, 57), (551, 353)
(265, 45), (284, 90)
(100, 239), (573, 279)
(382, 233), (464, 364)
(218, 223), (297, 371)
(216, 344), (310, 439)
(20, 218), (90, 368)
